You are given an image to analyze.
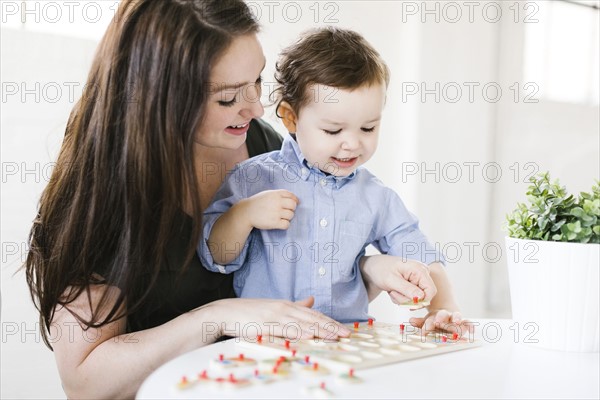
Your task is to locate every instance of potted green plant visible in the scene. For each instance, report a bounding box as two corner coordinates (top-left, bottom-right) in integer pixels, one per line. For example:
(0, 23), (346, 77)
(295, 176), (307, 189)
(505, 172), (599, 352)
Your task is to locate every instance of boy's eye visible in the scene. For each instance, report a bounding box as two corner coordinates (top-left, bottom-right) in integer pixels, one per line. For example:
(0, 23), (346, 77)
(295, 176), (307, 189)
(218, 97), (237, 107)
(323, 129), (342, 135)
(255, 75), (263, 85)
(361, 126), (376, 133)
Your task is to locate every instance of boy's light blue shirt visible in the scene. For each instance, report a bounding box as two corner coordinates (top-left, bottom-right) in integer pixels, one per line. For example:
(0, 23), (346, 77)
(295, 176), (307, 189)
(199, 134), (443, 322)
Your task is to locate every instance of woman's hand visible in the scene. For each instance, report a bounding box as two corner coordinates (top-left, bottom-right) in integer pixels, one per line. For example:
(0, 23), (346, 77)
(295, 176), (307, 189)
(208, 296), (351, 340)
(409, 309), (474, 338)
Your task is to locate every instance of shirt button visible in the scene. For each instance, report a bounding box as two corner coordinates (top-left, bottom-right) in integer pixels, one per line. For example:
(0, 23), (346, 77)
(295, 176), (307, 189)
(318, 266), (326, 276)
(319, 218), (328, 228)
(320, 179), (327, 187)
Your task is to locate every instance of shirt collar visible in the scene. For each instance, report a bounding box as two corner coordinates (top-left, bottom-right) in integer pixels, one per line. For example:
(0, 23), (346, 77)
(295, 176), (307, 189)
(280, 134), (357, 188)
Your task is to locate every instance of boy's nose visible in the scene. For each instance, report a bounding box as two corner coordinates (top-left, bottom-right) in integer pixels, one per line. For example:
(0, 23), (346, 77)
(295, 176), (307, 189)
(341, 134), (360, 150)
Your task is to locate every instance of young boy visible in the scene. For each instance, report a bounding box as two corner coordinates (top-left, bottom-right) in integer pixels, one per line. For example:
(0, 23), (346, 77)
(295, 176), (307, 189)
(199, 28), (464, 328)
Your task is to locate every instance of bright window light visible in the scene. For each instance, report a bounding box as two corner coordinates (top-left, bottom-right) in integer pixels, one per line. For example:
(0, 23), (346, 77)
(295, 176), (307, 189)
(2, 0), (120, 41)
(523, 0), (599, 105)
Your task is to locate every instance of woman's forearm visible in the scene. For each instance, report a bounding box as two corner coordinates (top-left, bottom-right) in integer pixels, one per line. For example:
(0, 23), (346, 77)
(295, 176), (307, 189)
(54, 301), (222, 399)
(55, 294), (350, 399)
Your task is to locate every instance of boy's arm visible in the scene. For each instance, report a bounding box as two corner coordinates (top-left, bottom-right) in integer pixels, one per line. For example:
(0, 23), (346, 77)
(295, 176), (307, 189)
(409, 261), (473, 337)
(372, 188), (444, 264)
(207, 201), (254, 266)
(199, 167), (250, 272)
(371, 190), (470, 336)
(427, 262), (460, 312)
(365, 189), (443, 302)
(206, 190), (300, 267)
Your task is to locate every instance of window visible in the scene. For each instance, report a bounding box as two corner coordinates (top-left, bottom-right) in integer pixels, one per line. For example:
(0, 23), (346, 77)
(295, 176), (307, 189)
(523, 0), (599, 105)
(1, 0), (119, 41)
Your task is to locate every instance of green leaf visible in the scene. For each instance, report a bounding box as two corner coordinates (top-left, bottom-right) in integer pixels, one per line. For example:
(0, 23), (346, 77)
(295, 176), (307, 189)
(552, 233), (563, 240)
(571, 207), (585, 218)
(581, 214), (595, 224)
(566, 221), (582, 233)
(551, 219), (566, 232)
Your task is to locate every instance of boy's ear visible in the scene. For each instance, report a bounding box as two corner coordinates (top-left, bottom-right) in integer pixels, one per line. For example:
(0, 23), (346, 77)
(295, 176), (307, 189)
(277, 101), (298, 133)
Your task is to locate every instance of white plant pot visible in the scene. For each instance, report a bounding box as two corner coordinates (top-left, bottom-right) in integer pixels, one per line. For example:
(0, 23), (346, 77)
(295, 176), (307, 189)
(505, 237), (599, 352)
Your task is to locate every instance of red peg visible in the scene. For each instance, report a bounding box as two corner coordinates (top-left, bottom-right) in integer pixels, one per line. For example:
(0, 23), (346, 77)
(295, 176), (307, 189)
(180, 376), (188, 384)
(368, 318), (374, 326)
(229, 373), (235, 383)
(239, 353), (245, 360)
(292, 350), (297, 357)
(413, 296), (419, 304)
(320, 382), (326, 390)
(254, 369), (259, 377)
(354, 321), (359, 329)
(442, 335), (448, 343)
(219, 354), (224, 361)
(313, 362), (319, 370)
(349, 368), (354, 377)
(400, 324), (405, 332)
(199, 370), (208, 379)
(285, 340), (290, 349)
(257, 335), (262, 344)
(305, 355), (310, 363)
(452, 332), (459, 340)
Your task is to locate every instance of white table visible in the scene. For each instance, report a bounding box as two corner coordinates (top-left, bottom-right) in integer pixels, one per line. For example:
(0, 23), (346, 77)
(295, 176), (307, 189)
(137, 319), (599, 399)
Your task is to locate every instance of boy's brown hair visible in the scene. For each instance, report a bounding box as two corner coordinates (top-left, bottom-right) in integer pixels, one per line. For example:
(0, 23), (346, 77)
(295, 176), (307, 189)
(273, 26), (390, 114)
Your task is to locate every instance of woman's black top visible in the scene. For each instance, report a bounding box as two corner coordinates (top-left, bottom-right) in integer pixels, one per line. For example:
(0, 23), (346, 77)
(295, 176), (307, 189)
(127, 119), (283, 332)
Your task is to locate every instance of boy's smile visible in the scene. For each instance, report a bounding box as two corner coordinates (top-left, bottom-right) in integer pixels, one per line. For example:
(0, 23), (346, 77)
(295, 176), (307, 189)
(294, 83), (386, 177)
(331, 156), (358, 170)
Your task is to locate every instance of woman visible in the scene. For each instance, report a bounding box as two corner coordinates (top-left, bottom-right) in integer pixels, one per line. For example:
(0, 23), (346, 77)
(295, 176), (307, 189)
(24, 0), (438, 397)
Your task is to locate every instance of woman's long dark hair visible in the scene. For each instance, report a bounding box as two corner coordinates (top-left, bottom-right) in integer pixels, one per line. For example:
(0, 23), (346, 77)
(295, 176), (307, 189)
(25, 0), (260, 349)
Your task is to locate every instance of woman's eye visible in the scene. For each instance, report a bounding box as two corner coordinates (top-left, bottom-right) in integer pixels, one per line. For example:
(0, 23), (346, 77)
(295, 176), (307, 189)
(255, 75), (263, 85)
(323, 129), (342, 135)
(361, 126), (376, 133)
(218, 98), (237, 107)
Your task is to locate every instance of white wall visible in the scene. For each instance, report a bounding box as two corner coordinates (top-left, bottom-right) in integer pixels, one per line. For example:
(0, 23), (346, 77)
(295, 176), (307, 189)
(1, 27), (98, 399)
(1, 1), (598, 398)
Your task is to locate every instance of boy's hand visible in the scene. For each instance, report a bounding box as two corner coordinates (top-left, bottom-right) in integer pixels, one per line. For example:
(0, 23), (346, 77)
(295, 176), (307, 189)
(240, 190), (299, 230)
(386, 258), (437, 303)
(361, 255), (437, 303)
(409, 309), (474, 338)
(407, 262), (472, 337)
